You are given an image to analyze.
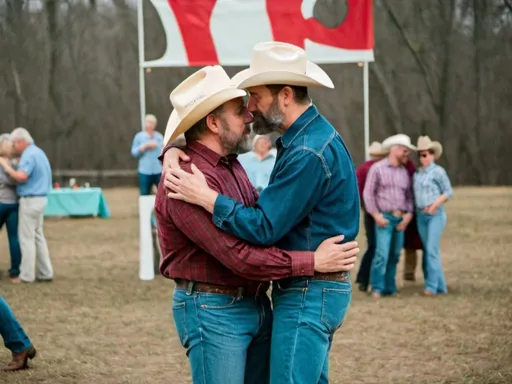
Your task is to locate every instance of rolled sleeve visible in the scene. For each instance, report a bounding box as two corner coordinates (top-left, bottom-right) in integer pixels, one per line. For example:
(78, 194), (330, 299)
(17, 154), (35, 177)
(437, 168), (453, 198)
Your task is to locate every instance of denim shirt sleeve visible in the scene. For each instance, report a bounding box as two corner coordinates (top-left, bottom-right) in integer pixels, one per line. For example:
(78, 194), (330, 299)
(436, 166), (453, 198)
(213, 149), (329, 245)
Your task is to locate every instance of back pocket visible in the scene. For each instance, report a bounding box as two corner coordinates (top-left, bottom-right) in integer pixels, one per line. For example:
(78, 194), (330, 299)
(320, 286), (352, 333)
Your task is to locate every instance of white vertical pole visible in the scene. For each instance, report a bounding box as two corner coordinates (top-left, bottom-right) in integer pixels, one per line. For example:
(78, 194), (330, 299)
(137, 0), (146, 131)
(363, 62), (370, 160)
(139, 195), (156, 281)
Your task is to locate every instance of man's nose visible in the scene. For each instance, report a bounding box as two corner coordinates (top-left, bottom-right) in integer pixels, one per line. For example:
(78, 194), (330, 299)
(243, 109), (254, 124)
(247, 97), (258, 112)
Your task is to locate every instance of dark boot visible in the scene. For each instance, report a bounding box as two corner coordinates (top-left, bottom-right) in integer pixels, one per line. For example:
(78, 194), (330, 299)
(3, 345), (37, 371)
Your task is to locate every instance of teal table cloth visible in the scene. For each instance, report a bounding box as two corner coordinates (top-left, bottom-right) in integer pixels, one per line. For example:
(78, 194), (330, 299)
(44, 188), (111, 218)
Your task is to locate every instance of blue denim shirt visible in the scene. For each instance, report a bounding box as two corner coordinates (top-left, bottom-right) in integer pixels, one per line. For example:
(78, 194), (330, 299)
(213, 105), (360, 251)
(413, 163), (453, 209)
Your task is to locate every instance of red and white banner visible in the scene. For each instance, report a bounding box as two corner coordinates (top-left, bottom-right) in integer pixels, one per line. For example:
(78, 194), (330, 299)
(145, 0), (374, 67)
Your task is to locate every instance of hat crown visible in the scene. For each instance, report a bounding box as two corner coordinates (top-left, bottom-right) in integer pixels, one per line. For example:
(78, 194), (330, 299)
(417, 135), (433, 149)
(250, 41), (308, 75)
(170, 66), (234, 119)
(382, 134), (413, 149)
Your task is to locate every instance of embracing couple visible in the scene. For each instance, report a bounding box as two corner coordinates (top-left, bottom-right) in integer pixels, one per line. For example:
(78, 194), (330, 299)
(154, 42), (360, 384)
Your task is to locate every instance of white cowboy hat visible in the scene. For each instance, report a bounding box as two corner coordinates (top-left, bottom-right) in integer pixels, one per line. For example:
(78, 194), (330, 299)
(163, 66), (247, 145)
(381, 134), (417, 151)
(231, 41), (334, 90)
(416, 136), (443, 159)
(368, 141), (387, 157)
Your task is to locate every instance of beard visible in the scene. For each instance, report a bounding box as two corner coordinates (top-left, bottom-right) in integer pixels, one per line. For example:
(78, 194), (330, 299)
(251, 96), (285, 135)
(219, 118), (251, 155)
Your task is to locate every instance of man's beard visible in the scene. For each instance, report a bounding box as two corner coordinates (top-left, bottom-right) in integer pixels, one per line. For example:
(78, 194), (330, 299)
(252, 96), (285, 135)
(219, 118), (251, 155)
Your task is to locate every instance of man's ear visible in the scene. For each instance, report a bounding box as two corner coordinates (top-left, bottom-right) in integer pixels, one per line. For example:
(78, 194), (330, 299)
(206, 114), (220, 134)
(281, 86), (294, 107)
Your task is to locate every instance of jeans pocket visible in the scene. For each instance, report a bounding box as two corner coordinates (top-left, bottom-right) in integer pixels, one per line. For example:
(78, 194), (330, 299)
(172, 300), (188, 347)
(320, 285), (352, 334)
(275, 279), (308, 292)
(197, 293), (237, 309)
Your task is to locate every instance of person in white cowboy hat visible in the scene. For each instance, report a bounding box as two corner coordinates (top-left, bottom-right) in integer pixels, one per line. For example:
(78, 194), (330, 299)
(355, 141), (388, 292)
(160, 41), (360, 384)
(413, 136), (453, 296)
(237, 134), (276, 192)
(154, 65), (359, 384)
(363, 133), (416, 299)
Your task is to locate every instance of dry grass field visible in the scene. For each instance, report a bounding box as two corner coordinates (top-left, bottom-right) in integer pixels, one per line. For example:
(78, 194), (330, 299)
(0, 187), (511, 384)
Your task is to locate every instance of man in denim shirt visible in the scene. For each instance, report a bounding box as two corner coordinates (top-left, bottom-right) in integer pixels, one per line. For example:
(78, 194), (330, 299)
(160, 42), (360, 384)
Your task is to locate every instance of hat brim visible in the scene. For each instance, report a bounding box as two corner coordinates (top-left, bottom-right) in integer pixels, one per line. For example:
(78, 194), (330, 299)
(164, 87), (247, 145)
(369, 149), (388, 156)
(382, 142), (417, 151)
(232, 61), (334, 89)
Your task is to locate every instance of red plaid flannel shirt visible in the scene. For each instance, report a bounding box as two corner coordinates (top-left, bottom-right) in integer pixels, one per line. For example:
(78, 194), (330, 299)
(154, 141), (315, 289)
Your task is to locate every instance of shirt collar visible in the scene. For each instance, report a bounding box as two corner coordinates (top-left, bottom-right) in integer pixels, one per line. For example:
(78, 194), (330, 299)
(279, 104), (319, 148)
(251, 151), (275, 161)
(384, 157), (404, 168)
(187, 141), (237, 167)
(420, 162), (437, 172)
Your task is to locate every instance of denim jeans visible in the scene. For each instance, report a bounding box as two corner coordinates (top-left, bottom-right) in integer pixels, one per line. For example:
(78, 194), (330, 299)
(0, 296), (31, 353)
(356, 212), (376, 288)
(0, 203), (22, 277)
(172, 288), (272, 384)
(416, 208), (448, 294)
(370, 213), (405, 295)
(138, 173), (161, 196)
(270, 278), (352, 384)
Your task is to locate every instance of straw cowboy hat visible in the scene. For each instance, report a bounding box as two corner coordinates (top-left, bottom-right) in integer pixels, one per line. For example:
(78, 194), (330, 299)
(368, 141), (387, 157)
(163, 66), (247, 145)
(381, 134), (417, 151)
(231, 41), (334, 89)
(416, 136), (443, 159)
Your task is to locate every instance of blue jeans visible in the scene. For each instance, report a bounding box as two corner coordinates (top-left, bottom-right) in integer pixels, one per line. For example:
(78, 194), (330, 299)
(416, 208), (448, 294)
(138, 173), (161, 196)
(0, 296), (31, 353)
(270, 278), (352, 384)
(0, 203), (22, 277)
(356, 212), (376, 288)
(172, 287), (272, 384)
(370, 213), (405, 295)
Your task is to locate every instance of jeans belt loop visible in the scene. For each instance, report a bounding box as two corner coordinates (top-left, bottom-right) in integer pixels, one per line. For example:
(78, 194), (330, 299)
(236, 287), (243, 300)
(186, 281), (195, 295)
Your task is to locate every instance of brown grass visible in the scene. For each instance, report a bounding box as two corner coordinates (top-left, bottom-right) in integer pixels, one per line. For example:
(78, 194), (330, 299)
(1, 187), (511, 384)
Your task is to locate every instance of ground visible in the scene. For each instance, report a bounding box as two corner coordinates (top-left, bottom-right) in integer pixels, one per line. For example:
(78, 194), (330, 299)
(0, 187), (511, 384)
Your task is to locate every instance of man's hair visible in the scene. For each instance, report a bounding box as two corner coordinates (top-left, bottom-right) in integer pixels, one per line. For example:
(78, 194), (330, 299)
(184, 105), (224, 142)
(10, 127), (34, 144)
(265, 84), (311, 105)
(0, 134), (11, 156)
(145, 114), (158, 125)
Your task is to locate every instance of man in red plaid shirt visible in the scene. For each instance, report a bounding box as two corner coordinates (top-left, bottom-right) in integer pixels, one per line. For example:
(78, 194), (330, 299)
(155, 66), (359, 384)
